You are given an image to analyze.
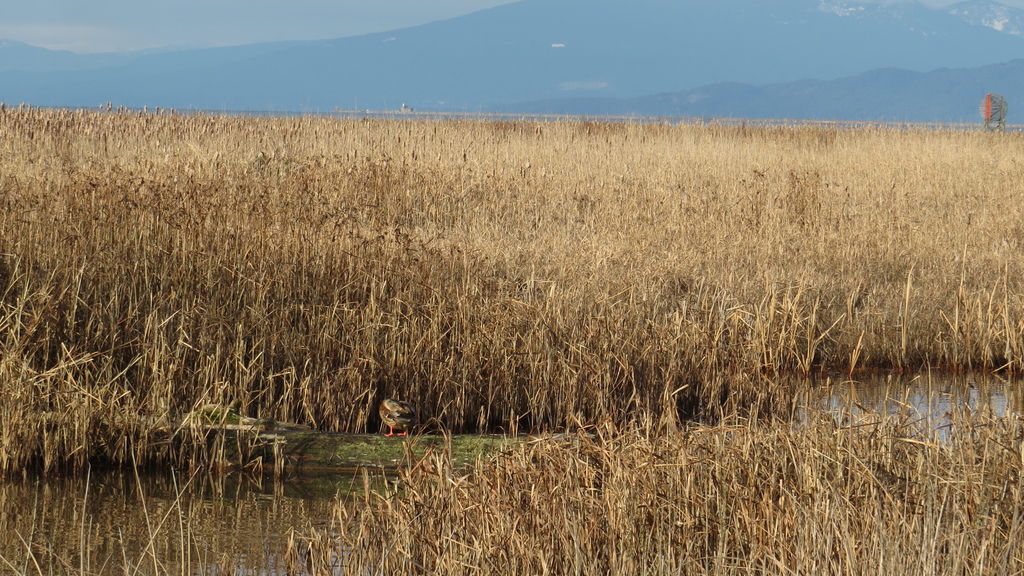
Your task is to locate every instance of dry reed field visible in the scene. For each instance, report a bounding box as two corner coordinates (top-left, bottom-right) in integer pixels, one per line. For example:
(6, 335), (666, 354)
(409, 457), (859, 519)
(1, 108), (1024, 476)
(325, 413), (1024, 575)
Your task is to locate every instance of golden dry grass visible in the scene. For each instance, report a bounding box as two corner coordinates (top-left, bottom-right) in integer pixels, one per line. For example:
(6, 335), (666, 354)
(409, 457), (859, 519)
(328, 413), (1024, 575)
(1, 108), (1024, 474)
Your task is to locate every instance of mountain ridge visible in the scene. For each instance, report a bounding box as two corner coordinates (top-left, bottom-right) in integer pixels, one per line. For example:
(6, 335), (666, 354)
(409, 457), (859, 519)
(495, 59), (1024, 123)
(2, 0), (1024, 120)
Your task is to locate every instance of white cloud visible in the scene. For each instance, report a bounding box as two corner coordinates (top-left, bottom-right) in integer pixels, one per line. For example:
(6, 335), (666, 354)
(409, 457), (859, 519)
(0, 23), (121, 52)
(0, 0), (519, 53)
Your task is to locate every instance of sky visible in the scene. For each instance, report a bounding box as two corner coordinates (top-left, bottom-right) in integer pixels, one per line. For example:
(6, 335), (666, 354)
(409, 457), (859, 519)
(2, 0), (1023, 54)
(0, 0), (517, 53)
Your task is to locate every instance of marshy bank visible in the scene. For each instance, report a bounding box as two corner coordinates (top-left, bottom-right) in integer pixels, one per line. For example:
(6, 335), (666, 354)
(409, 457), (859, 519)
(5, 373), (1022, 575)
(2, 109), (1024, 573)
(324, 406), (1024, 575)
(314, 373), (1024, 576)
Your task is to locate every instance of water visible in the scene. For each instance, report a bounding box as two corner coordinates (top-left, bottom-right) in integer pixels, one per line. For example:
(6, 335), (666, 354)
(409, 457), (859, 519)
(0, 469), (378, 575)
(797, 372), (1022, 439)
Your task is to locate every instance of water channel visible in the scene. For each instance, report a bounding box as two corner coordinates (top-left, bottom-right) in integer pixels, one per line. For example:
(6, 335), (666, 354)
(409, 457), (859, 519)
(797, 371), (1022, 439)
(0, 469), (376, 575)
(1, 372), (1020, 575)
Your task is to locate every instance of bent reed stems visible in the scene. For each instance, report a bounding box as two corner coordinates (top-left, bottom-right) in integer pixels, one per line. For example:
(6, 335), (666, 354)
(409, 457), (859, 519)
(1, 107), (1024, 475)
(327, 412), (1024, 575)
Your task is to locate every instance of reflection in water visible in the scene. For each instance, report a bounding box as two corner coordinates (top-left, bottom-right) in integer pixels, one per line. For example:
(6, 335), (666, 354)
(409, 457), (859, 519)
(797, 372), (1022, 439)
(0, 469), (375, 575)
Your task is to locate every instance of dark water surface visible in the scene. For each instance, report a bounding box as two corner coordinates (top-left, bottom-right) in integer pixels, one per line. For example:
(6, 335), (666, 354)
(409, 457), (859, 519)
(0, 469), (375, 575)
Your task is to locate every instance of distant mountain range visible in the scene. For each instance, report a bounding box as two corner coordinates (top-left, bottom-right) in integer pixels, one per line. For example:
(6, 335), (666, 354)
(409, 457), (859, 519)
(2, 0), (1024, 122)
(500, 59), (1024, 122)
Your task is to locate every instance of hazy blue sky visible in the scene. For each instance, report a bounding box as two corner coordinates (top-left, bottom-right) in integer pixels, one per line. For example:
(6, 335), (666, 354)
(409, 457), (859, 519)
(2, 0), (1021, 53)
(0, 0), (515, 53)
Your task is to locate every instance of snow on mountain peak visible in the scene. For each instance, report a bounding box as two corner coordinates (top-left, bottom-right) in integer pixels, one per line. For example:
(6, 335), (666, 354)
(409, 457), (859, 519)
(948, 1), (1024, 36)
(818, 1), (864, 17)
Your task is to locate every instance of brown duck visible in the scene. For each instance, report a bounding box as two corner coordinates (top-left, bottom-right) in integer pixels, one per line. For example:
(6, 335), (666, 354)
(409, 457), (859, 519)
(378, 398), (417, 437)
